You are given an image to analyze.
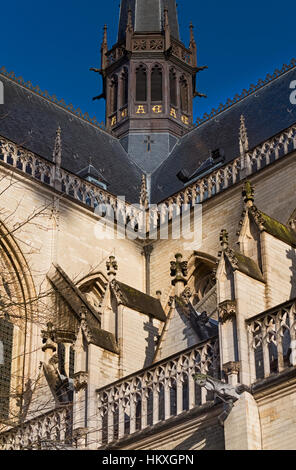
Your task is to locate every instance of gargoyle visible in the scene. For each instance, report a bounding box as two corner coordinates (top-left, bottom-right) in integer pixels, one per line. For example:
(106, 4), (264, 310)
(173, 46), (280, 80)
(43, 354), (73, 403)
(194, 373), (250, 425)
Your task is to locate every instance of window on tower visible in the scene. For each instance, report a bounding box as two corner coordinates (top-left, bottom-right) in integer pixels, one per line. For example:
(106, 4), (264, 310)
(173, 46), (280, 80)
(170, 69), (177, 107)
(136, 65), (147, 102)
(110, 75), (118, 113)
(121, 68), (129, 107)
(180, 76), (189, 113)
(151, 65), (163, 102)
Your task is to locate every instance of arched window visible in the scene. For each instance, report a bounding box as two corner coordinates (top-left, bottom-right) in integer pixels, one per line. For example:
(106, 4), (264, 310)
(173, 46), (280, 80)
(169, 69), (177, 107)
(136, 65), (147, 102)
(180, 76), (189, 113)
(0, 315), (14, 420)
(121, 68), (129, 107)
(110, 75), (118, 113)
(151, 65), (163, 102)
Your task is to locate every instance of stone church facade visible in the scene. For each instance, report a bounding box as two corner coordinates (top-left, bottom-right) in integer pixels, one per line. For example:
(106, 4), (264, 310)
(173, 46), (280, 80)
(0, 0), (296, 451)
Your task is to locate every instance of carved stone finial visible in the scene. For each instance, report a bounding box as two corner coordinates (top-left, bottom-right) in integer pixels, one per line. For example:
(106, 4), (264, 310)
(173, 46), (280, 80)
(218, 300), (237, 324)
(239, 114), (249, 155)
(125, 7), (133, 51)
(127, 7), (133, 29)
(102, 24), (108, 47)
(106, 255), (118, 279)
(170, 253), (188, 291)
(242, 180), (254, 207)
(101, 25), (108, 70)
(52, 126), (62, 168)
(41, 322), (56, 355)
(189, 22), (195, 45)
(180, 286), (192, 305)
(140, 174), (149, 209)
(163, 5), (171, 51)
(156, 290), (162, 300)
(220, 229), (229, 251)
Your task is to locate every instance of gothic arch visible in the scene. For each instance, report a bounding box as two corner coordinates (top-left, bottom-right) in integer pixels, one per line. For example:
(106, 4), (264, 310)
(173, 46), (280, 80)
(135, 64), (147, 102)
(186, 252), (218, 317)
(76, 272), (108, 312)
(151, 64), (163, 102)
(179, 75), (189, 113)
(0, 220), (36, 421)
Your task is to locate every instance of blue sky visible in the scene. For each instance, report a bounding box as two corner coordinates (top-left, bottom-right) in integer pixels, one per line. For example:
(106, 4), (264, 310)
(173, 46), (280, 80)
(1, 0), (295, 123)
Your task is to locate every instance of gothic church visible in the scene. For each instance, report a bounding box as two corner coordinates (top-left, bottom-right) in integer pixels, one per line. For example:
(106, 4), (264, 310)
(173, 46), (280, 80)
(0, 0), (296, 450)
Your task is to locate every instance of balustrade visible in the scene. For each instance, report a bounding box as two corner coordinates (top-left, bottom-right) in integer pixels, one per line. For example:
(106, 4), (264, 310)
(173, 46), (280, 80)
(0, 405), (73, 450)
(96, 338), (219, 446)
(247, 298), (296, 382)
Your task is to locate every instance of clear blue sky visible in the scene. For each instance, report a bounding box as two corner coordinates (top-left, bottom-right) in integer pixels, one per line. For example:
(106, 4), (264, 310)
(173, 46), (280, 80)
(1, 0), (295, 123)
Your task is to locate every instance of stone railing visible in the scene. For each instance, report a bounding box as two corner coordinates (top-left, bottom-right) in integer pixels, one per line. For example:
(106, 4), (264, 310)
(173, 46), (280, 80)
(1, 122), (296, 234)
(0, 135), (144, 229)
(0, 405), (73, 450)
(157, 123), (296, 209)
(96, 338), (219, 447)
(247, 298), (296, 383)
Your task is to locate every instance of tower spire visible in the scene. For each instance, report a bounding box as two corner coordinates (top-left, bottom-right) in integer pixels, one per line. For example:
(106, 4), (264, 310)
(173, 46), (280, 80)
(164, 5), (171, 51)
(126, 6), (133, 51)
(189, 23), (197, 68)
(101, 25), (108, 71)
(52, 126), (62, 167)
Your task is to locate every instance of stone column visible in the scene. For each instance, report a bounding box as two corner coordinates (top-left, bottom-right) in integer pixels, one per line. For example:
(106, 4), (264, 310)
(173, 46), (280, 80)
(224, 392), (262, 450)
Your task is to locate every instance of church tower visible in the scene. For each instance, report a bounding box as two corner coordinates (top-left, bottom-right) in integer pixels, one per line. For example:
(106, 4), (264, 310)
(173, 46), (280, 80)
(96, 0), (206, 172)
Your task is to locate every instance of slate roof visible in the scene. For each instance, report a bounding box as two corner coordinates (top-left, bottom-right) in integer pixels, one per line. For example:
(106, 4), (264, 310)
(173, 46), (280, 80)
(0, 73), (142, 203)
(111, 280), (166, 321)
(1, 60), (296, 206)
(151, 64), (296, 203)
(254, 209), (296, 247)
(118, 0), (180, 42)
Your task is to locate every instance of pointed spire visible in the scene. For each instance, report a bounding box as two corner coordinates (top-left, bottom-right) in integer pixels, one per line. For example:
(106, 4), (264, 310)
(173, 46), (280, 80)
(242, 181), (254, 207)
(125, 6), (133, 51)
(164, 5), (171, 51)
(127, 5), (133, 30)
(239, 115), (249, 155)
(101, 25), (108, 70)
(189, 22), (196, 47)
(189, 23), (197, 68)
(53, 126), (62, 168)
(140, 174), (149, 209)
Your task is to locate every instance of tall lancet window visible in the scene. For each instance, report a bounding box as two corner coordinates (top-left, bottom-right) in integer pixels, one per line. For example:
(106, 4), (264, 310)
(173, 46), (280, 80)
(0, 315), (14, 420)
(110, 75), (118, 113)
(136, 65), (147, 102)
(151, 65), (163, 102)
(121, 68), (129, 107)
(180, 76), (189, 113)
(170, 69), (177, 107)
